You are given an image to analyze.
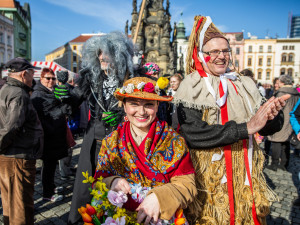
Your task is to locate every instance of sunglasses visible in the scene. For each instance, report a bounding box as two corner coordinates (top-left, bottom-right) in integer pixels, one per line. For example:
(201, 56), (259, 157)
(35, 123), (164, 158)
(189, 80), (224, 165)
(44, 77), (56, 81)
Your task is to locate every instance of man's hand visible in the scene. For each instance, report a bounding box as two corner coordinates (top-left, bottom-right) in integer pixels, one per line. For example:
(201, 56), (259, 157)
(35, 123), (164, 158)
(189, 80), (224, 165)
(136, 193), (160, 225)
(110, 178), (131, 194)
(247, 94), (290, 135)
(102, 111), (120, 127)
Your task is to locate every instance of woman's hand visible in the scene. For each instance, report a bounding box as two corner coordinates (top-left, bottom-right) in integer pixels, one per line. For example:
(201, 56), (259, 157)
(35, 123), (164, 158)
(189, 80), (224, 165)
(110, 178), (131, 194)
(136, 193), (160, 225)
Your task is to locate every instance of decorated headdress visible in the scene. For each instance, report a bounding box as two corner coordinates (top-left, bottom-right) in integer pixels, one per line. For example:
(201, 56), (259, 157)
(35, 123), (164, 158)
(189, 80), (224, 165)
(114, 77), (172, 102)
(143, 62), (160, 76)
(185, 16), (228, 75)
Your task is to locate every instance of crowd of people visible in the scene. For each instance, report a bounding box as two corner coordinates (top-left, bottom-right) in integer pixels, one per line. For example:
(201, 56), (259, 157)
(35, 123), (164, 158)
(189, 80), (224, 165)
(0, 15), (299, 225)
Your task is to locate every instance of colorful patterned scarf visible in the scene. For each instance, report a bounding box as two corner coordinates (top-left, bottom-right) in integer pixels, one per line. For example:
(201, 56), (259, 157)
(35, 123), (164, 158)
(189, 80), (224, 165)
(95, 119), (194, 187)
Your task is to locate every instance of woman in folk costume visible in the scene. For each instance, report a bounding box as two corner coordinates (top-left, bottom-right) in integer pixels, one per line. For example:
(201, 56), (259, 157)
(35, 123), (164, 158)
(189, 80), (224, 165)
(173, 16), (289, 225)
(94, 76), (197, 224)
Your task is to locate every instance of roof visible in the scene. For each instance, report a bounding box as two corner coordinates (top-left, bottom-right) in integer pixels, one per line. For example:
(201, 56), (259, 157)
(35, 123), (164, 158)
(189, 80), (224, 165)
(69, 35), (94, 43)
(0, 0), (15, 8)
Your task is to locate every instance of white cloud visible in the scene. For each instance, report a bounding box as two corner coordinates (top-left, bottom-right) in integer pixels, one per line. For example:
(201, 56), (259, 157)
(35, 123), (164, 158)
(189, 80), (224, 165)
(216, 24), (228, 33)
(44, 0), (132, 30)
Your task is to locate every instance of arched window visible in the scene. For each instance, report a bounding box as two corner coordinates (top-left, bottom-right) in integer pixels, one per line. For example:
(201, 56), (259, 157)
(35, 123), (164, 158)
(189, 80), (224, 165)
(280, 68), (286, 75)
(288, 68), (293, 76)
(281, 54), (287, 62)
(288, 54), (294, 62)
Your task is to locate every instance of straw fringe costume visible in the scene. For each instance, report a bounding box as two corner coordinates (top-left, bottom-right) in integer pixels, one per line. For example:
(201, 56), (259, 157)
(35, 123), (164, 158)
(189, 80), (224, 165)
(173, 16), (283, 225)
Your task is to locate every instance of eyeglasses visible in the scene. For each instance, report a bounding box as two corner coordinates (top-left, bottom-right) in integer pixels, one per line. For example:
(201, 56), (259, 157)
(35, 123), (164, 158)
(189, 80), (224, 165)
(202, 49), (231, 58)
(44, 77), (56, 81)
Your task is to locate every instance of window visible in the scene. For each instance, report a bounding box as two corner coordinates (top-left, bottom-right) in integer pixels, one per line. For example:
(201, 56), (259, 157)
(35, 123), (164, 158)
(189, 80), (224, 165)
(258, 57), (263, 66)
(7, 35), (11, 45)
(288, 68), (293, 76)
(267, 57), (271, 66)
(247, 57), (252, 66)
(258, 71), (262, 79)
(180, 46), (182, 54)
(266, 71), (270, 80)
(289, 46), (294, 50)
(0, 33), (3, 43)
(281, 54), (287, 62)
(280, 68), (286, 75)
(73, 46), (77, 50)
(248, 46), (252, 53)
(236, 47), (240, 55)
(288, 54), (294, 62)
(73, 55), (77, 62)
(73, 67), (77, 73)
(283, 46), (288, 50)
(268, 45), (272, 53)
(235, 60), (239, 68)
(259, 45), (263, 53)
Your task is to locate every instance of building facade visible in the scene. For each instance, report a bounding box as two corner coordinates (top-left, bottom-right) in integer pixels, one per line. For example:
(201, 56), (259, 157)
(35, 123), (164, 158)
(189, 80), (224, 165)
(243, 39), (276, 83)
(175, 19), (188, 75)
(0, 13), (14, 66)
(274, 38), (300, 84)
(224, 32), (244, 72)
(130, 0), (174, 75)
(290, 15), (300, 38)
(0, 0), (32, 60)
(45, 33), (105, 73)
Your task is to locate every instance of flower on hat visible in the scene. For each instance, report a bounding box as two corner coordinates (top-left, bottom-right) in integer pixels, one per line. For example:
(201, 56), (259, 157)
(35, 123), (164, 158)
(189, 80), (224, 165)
(125, 83), (134, 94)
(157, 77), (169, 90)
(137, 82), (146, 90)
(144, 82), (155, 93)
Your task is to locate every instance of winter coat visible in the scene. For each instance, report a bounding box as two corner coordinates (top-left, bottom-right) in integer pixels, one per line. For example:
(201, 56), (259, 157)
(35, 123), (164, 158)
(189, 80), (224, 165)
(290, 98), (300, 134)
(31, 81), (68, 160)
(0, 77), (43, 159)
(268, 86), (300, 142)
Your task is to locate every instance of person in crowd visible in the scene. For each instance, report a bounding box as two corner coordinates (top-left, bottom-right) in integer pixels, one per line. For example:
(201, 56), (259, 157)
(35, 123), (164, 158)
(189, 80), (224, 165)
(67, 31), (134, 224)
(94, 76), (196, 225)
(168, 73), (183, 96)
(240, 68), (255, 82)
(54, 70), (77, 181)
(0, 57), (43, 225)
(168, 74), (183, 130)
(296, 84), (300, 93)
(258, 82), (266, 97)
(173, 16), (288, 224)
(143, 62), (160, 79)
(264, 77), (281, 165)
(31, 68), (69, 202)
(290, 98), (300, 206)
(266, 75), (300, 171)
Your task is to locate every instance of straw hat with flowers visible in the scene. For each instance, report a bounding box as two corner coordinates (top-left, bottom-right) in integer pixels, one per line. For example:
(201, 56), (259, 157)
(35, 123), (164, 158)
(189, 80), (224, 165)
(114, 77), (172, 102)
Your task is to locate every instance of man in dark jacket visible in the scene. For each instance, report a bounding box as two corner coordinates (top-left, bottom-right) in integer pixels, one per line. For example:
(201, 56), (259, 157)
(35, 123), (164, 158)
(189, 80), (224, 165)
(0, 57), (43, 225)
(267, 74), (300, 171)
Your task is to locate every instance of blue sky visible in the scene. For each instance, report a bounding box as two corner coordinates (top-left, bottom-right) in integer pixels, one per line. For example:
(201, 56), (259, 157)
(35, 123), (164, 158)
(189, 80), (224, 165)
(19, 0), (300, 61)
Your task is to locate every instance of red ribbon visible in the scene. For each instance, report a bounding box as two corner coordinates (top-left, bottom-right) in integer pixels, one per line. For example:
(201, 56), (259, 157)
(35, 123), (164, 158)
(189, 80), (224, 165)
(243, 140), (261, 225)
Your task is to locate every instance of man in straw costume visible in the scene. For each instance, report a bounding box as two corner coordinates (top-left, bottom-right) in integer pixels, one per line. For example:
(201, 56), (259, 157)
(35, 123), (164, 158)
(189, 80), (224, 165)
(173, 16), (289, 225)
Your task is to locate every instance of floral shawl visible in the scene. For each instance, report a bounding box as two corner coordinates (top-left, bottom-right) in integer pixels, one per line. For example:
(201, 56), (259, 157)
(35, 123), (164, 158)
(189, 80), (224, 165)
(94, 119), (194, 187)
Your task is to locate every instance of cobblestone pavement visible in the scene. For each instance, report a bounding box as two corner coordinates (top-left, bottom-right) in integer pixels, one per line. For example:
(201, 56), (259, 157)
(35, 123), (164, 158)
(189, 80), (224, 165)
(0, 139), (300, 225)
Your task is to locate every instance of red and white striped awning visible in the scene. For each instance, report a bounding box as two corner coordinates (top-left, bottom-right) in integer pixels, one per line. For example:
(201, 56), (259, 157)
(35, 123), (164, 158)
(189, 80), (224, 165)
(31, 61), (72, 78)
(1, 61), (77, 80)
